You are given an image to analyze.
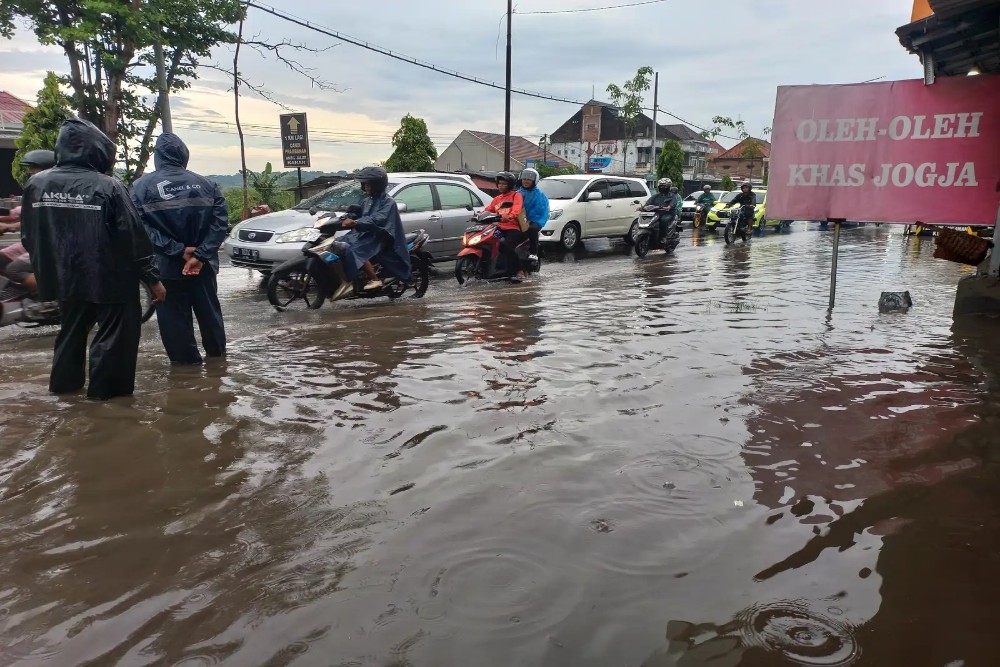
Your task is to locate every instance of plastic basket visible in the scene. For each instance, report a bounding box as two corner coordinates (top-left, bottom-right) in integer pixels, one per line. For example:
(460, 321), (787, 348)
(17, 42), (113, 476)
(933, 227), (991, 266)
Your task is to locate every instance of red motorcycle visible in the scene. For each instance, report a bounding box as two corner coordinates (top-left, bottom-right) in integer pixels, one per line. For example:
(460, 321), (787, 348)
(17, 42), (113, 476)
(454, 210), (541, 284)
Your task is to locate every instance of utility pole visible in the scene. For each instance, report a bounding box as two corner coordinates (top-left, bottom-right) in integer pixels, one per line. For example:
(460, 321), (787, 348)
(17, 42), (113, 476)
(650, 72), (658, 178)
(504, 0), (512, 171)
(153, 27), (173, 133)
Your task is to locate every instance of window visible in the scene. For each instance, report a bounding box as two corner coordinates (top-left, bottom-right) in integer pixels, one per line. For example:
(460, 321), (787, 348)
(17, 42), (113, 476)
(436, 184), (476, 210)
(607, 180), (630, 199)
(394, 184), (435, 213)
(538, 178), (586, 201)
(627, 181), (647, 197)
(586, 180), (609, 200)
(300, 179), (367, 211)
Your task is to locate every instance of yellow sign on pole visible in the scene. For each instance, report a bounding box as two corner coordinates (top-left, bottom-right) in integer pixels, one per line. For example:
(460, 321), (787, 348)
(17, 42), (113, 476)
(911, 0), (933, 21)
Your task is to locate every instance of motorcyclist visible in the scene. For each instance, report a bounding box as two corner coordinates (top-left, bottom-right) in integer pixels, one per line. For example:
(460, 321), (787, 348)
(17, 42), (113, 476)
(695, 184), (716, 224)
(670, 186), (683, 226)
(517, 167), (549, 264)
(645, 178), (677, 244)
(337, 166), (411, 294)
(484, 171), (527, 280)
(725, 180), (757, 230)
(0, 151), (57, 289)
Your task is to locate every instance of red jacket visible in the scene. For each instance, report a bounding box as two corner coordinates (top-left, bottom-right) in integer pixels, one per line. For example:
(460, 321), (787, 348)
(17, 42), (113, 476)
(484, 191), (524, 231)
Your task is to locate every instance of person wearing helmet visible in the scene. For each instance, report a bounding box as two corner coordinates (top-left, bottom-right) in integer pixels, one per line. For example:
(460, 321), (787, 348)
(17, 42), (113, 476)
(695, 184), (717, 224)
(338, 166), (410, 292)
(0, 150), (59, 289)
(517, 168), (548, 266)
(670, 186), (683, 225)
(484, 171), (527, 279)
(724, 180), (757, 231)
(0, 151), (55, 235)
(645, 177), (678, 245)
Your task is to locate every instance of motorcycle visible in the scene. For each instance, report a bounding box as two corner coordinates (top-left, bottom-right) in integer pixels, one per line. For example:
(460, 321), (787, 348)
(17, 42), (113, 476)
(633, 204), (681, 257)
(266, 206), (432, 311)
(454, 209), (541, 284)
(1, 273), (156, 328)
(723, 205), (754, 245)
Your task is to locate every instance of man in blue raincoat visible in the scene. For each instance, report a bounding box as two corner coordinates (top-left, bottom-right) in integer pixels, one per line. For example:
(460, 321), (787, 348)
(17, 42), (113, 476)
(517, 167), (549, 266)
(131, 133), (228, 364)
(338, 166), (410, 293)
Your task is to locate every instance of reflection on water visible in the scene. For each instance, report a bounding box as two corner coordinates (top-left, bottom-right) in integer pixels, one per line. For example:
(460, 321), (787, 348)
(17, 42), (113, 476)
(1, 224), (998, 665)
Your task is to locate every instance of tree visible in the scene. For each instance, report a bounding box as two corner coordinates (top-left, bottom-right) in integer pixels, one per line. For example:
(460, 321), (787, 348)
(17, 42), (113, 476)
(720, 175), (735, 191)
(703, 116), (771, 181)
(12, 72), (73, 185)
(534, 162), (576, 178)
(383, 114), (437, 172)
(655, 140), (684, 185)
(606, 66), (653, 175)
(2, 0), (243, 181)
(244, 162), (288, 210)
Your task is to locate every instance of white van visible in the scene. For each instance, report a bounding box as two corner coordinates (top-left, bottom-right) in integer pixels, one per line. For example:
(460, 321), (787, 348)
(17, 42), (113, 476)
(537, 175), (650, 250)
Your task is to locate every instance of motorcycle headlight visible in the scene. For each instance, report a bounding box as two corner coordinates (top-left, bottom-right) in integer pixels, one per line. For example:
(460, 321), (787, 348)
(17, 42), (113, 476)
(276, 227), (322, 244)
(548, 209), (564, 221)
(468, 234), (483, 246)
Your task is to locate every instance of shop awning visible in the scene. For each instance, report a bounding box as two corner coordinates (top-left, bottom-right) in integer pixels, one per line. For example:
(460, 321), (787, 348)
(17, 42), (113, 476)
(897, 0), (1000, 78)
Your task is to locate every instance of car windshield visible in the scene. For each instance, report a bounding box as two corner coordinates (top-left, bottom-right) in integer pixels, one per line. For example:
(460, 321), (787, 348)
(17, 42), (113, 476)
(295, 180), (400, 211)
(720, 190), (761, 204)
(538, 179), (585, 200)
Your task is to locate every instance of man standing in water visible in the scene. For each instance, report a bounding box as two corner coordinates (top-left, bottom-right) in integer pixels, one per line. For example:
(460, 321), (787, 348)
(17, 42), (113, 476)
(20, 118), (166, 400)
(131, 133), (228, 364)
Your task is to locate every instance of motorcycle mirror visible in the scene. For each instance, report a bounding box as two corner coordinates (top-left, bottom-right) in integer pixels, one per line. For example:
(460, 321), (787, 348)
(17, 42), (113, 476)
(309, 207), (319, 216)
(345, 204), (362, 215)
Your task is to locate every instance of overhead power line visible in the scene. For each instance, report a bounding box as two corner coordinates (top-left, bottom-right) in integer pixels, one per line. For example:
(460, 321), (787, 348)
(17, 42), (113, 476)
(241, 0), (736, 140)
(516, 0), (670, 15)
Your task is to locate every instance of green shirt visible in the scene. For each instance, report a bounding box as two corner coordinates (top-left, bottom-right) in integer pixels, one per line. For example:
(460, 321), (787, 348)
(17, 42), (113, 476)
(696, 192), (716, 207)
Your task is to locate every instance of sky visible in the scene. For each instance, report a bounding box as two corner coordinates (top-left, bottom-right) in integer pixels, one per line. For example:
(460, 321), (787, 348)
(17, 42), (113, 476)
(0, 0), (923, 176)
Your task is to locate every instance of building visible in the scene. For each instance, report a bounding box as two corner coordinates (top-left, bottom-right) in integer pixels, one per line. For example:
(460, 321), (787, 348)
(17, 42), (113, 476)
(708, 137), (771, 182)
(435, 130), (574, 174)
(0, 91), (32, 198)
(896, 0), (999, 81)
(547, 100), (710, 177)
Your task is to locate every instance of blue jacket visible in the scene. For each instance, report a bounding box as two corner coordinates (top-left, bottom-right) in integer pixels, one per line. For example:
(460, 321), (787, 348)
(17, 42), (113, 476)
(517, 185), (550, 226)
(342, 191), (411, 281)
(130, 134), (229, 280)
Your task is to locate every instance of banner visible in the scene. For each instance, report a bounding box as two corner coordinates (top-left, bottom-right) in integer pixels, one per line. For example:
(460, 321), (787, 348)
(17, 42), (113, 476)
(766, 76), (1000, 225)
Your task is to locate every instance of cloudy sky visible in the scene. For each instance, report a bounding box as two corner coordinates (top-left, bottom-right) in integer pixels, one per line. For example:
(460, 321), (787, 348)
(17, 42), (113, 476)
(1, 0), (923, 175)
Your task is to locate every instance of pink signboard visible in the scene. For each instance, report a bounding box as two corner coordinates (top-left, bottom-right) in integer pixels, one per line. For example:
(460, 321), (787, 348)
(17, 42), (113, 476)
(767, 76), (1000, 225)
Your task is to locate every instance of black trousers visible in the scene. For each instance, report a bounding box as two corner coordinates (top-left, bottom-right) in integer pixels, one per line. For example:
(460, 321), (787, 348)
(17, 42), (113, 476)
(51, 298), (142, 400)
(500, 229), (528, 275)
(156, 269), (226, 364)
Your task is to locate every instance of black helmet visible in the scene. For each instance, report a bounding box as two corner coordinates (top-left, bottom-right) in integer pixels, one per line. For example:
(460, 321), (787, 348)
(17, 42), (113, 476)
(496, 171), (517, 189)
(20, 149), (56, 170)
(740, 180), (752, 190)
(356, 166), (389, 195)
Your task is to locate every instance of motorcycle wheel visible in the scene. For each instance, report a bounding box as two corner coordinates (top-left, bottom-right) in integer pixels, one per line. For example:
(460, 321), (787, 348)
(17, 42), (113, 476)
(454, 255), (479, 285)
(267, 258), (326, 311)
(693, 213), (701, 228)
(140, 281), (156, 323)
(390, 255), (430, 299)
(724, 222), (736, 245)
(634, 233), (651, 257)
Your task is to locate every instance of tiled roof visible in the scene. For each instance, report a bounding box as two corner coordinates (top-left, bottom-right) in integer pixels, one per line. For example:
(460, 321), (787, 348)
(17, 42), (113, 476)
(467, 130), (574, 169)
(715, 138), (771, 160)
(0, 91), (32, 124)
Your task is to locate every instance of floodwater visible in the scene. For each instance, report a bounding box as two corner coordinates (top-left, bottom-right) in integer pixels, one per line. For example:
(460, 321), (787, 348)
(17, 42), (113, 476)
(1, 223), (999, 666)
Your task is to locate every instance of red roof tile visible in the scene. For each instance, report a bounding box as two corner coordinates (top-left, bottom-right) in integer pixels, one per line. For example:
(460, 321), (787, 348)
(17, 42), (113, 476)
(715, 137), (771, 160)
(467, 130), (574, 169)
(0, 91), (32, 124)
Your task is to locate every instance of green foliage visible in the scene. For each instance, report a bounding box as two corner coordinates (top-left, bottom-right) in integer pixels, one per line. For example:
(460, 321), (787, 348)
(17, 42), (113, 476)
(384, 114), (438, 172)
(534, 162), (577, 178)
(655, 140), (684, 184)
(2, 0), (243, 181)
(606, 66), (653, 173)
(721, 175), (735, 191)
(244, 162), (285, 209)
(12, 72), (73, 185)
(222, 185), (293, 225)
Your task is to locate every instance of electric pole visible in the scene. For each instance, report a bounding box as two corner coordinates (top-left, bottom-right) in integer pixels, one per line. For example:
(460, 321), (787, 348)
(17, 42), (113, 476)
(153, 27), (173, 133)
(650, 72), (658, 178)
(504, 0), (512, 171)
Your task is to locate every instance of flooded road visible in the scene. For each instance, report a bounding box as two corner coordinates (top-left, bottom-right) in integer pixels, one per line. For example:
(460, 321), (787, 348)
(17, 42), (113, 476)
(2, 224), (999, 666)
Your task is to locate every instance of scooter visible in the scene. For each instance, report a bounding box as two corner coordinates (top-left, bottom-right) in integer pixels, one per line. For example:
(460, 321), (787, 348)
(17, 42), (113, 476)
(633, 204), (681, 257)
(454, 209), (541, 284)
(266, 206), (432, 311)
(1, 273), (156, 328)
(723, 205), (754, 245)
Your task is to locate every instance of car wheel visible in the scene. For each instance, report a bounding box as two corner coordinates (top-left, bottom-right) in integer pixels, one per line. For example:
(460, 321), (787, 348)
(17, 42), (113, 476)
(624, 220), (639, 246)
(454, 255), (479, 285)
(560, 223), (581, 250)
(267, 258), (326, 311)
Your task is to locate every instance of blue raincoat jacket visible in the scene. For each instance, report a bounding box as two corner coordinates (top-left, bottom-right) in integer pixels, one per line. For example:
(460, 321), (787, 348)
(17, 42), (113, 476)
(517, 184), (550, 226)
(130, 134), (229, 280)
(341, 191), (411, 280)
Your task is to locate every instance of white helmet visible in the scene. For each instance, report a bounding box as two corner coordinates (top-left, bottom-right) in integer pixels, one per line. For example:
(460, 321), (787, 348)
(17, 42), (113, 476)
(657, 178), (672, 193)
(520, 168), (540, 186)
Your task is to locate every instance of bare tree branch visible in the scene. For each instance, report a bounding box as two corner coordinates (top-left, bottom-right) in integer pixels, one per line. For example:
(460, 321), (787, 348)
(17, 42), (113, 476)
(241, 38), (342, 91)
(194, 62), (291, 109)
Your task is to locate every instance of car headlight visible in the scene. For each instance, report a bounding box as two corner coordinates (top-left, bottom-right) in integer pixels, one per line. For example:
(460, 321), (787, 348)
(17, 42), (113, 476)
(548, 209), (564, 221)
(276, 227), (322, 244)
(229, 224), (240, 239)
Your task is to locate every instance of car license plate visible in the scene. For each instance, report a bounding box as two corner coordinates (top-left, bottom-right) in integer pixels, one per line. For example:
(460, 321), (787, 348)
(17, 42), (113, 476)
(233, 248), (259, 260)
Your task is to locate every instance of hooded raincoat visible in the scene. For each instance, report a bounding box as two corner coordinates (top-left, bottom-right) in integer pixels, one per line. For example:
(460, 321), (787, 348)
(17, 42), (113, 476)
(131, 134), (229, 280)
(21, 118), (160, 303)
(341, 191), (411, 281)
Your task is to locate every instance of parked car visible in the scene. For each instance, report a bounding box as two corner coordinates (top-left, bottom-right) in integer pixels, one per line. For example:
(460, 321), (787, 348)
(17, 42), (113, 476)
(537, 175), (650, 250)
(681, 190), (726, 221)
(223, 175), (491, 272)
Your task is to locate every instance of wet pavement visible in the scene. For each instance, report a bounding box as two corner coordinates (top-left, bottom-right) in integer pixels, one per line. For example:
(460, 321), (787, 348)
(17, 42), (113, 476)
(1, 223), (999, 666)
